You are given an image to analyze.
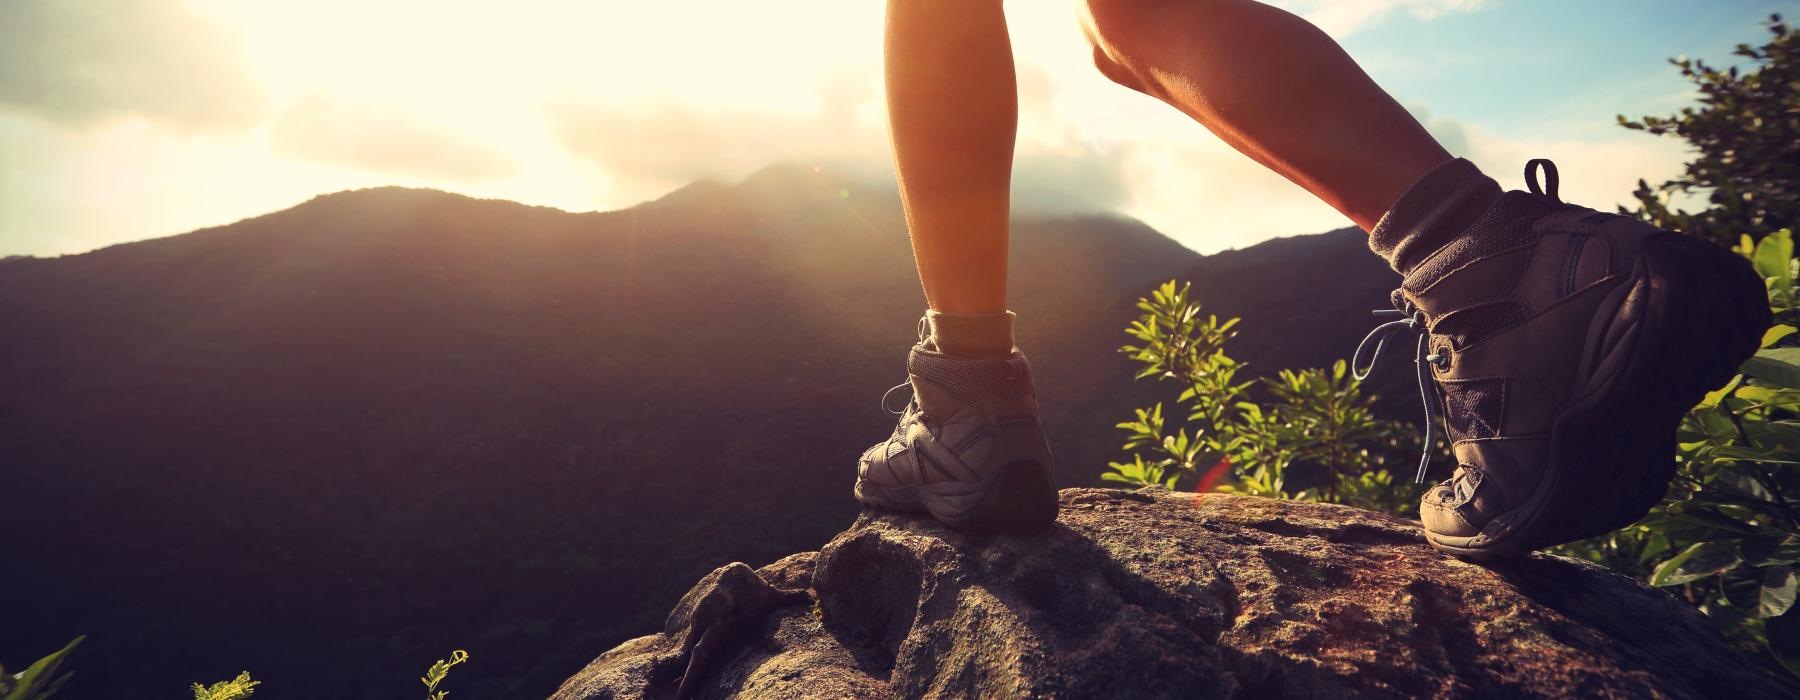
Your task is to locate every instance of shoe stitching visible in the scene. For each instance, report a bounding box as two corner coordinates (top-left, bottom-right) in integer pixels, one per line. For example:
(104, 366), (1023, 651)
(917, 445), (960, 484)
(1559, 234), (1589, 299)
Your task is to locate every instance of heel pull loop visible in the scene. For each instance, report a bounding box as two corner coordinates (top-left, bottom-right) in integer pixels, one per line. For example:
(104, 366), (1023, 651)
(1525, 159), (1561, 203)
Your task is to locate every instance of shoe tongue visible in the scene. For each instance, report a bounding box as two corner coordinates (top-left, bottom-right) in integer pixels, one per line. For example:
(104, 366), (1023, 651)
(1369, 158), (1501, 276)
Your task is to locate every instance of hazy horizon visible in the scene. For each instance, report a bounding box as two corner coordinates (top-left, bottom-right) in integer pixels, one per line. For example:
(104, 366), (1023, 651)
(3, 1), (1794, 257)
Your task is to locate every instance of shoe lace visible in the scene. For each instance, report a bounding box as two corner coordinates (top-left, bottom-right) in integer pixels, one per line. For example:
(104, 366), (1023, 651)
(1351, 158), (1558, 484)
(879, 315), (933, 417)
(881, 381), (914, 417)
(1352, 302), (1449, 483)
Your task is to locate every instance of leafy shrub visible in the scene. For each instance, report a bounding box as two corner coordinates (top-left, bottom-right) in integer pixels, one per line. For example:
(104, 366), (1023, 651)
(1105, 281), (1248, 490)
(1555, 230), (1800, 680)
(192, 672), (258, 700)
(1620, 15), (1798, 246)
(1227, 362), (1428, 515)
(1105, 281), (1425, 512)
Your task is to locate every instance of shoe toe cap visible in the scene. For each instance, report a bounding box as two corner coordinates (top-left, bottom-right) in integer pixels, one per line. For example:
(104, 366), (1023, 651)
(1419, 466), (1516, 539)
(1420, 483), (1484, 537)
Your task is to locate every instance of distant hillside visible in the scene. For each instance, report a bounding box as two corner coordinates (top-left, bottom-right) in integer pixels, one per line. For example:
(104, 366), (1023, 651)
(0, 167), (1397, 697)
(1175, 228), (1411, 410)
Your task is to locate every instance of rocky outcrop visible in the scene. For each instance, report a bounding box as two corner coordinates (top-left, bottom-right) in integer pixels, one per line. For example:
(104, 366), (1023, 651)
(552, 489), (1785, 699)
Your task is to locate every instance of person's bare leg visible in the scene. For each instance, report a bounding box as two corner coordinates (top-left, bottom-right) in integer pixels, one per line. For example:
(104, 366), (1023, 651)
(1079, 0), (1450, 230)
(886, 0), (1015, 314)
(852, 1), (1059, 533)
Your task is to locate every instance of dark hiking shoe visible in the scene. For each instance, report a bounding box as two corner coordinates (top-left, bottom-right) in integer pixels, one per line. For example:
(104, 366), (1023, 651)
(1357, 158), (1769, 559)
(853, 331), (1059, 532)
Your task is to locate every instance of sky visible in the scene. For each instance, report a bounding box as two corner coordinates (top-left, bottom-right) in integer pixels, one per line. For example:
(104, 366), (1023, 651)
(0, 0), (1793, 257)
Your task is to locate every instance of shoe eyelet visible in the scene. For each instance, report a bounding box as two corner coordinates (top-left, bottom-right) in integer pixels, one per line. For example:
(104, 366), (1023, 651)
(1427, 347), (1452, 372)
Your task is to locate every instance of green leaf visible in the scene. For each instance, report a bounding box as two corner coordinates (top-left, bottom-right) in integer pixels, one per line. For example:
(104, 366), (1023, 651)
(1768, 605), (1800, 677)
(1734, 385), (1800, 409)
(1639, 531), (1672, 563)
(1743, 348), (1800, 389)
(1650, 540), (1742, 586)
(1754, 229), (1795, 290)
(1714, 472), (1785, 507)
(1751, 421), (1800, 451)
(1765, 324), (1798, 349)
(1667, 504), (1757, 534)
(1699, 375), (1744, 408)
(4, 636), (83, 700)
(1724, 568), (1764, 611)
(1709, 445), (1800, 466)
(1743, 534), (1800, 567)
(1761, 567), (1800, 618)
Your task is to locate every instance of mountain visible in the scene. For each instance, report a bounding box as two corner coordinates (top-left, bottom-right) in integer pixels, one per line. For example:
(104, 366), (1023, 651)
(556, 490), (1784, 699)
(1173, 227), (1416, 413)
(0, 165), (1399, 698)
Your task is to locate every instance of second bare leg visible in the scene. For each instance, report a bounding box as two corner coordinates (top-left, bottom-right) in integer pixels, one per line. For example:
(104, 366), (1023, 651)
(1079, 0), (1451, 230)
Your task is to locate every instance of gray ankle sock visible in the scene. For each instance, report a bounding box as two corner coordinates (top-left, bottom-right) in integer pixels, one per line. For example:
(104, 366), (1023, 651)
(1369, 158), (1502, 275)
(925, 310), (1017, 358)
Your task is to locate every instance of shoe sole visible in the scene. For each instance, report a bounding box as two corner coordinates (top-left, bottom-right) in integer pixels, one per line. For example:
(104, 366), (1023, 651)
(855, 459), (1060, 533)
(1427, 233), (1771, 560)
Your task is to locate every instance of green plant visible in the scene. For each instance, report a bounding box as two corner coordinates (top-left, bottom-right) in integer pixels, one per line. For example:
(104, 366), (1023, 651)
(191, 672), (258, 700)
(1559, 14), (1800, 680)
(1246, 362), (1423, 509)
(1104, 281), (1250, 490)
(1620, 14), (1798, 246)
(422, 649), (470, 700)
(0, 637), (81, 700)
(1555, 230), (1800, 682)
(6, 638), (482, 698)
(1106, 281), (1422, 512)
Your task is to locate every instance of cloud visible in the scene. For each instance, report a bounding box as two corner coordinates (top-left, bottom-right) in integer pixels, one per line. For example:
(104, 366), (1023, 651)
(0, 0), (266, 131)
(1402, 102), (1688, 214)
(544, 65), (1132, 214)
(544, 98), (876, 195)
(269, 95), (517, 183)
(1405, 103), (1474, 156)
(1111, 133), (1350, 253)
(1272, 0), (1494, 37)
(1093, 92), (1688, 255)
(1455, 120), (1690, 212)
(0, 0), (1681, 262)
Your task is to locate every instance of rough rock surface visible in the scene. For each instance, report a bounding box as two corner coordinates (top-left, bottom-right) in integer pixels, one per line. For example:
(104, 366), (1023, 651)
(552, 489), (1785, 699)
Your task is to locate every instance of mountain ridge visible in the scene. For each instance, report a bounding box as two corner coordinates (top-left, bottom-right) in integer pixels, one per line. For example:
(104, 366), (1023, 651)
(0, 167), (1399, 697)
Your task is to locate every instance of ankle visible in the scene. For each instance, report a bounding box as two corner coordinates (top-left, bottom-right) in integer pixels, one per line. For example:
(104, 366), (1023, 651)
(1368, 158), (1501, 274)
(925, 310), (1017, 358)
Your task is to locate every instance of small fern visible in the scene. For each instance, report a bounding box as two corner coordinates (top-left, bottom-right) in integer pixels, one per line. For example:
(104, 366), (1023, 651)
(421, 650), (470, 700)
(191, 672), (258, 700)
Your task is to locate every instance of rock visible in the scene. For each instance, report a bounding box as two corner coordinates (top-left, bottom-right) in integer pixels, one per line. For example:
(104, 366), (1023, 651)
(552, 489), (1786, 699)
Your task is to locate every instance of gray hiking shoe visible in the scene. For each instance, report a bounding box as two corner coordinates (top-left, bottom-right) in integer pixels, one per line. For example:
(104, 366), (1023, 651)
(853, 328), (1059, 532)
(1357, 158), (1769, 559)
